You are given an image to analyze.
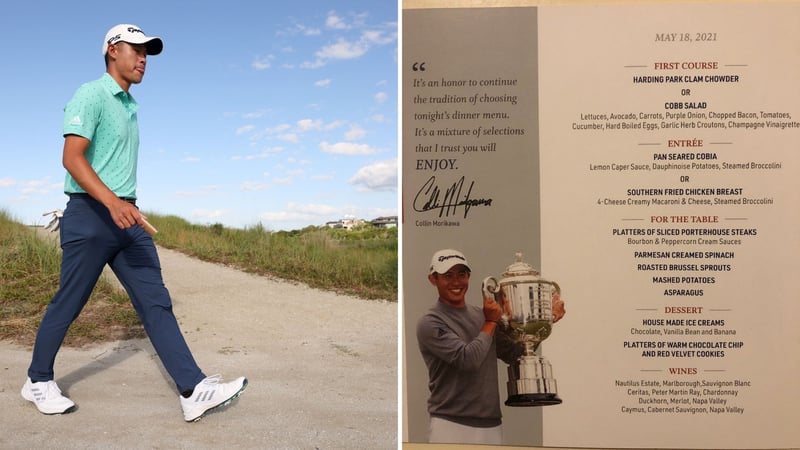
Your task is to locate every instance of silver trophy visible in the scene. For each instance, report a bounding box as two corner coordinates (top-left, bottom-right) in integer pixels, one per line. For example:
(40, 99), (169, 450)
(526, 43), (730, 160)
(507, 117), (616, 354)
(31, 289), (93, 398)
(482, 252), (562, 406)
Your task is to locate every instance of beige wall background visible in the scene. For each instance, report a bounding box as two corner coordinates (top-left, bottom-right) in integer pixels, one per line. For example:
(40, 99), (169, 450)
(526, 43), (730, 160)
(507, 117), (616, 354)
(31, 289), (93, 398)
(401, 1), (800, 450)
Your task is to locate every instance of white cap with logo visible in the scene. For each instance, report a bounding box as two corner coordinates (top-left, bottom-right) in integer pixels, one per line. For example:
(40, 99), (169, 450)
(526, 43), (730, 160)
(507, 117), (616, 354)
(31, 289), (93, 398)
(429, 249), (471, 275)
(102, 24), (163, 56)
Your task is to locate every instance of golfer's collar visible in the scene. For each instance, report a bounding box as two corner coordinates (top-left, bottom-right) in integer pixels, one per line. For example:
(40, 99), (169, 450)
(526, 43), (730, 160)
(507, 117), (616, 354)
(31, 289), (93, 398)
(101, 73), (138, 105)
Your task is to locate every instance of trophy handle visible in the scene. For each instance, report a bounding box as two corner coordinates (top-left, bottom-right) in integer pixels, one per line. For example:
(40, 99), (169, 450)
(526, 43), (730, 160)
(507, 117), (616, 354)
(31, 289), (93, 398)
(482, 276), (510, 326)
(482, 276), (500, 298)
(541, 280), (561, 297)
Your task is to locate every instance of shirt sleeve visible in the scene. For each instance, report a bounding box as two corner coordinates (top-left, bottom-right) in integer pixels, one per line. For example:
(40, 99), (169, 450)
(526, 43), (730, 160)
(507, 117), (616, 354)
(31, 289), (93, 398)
(417, 313), (494, 371)
(63, 83), (102, 141)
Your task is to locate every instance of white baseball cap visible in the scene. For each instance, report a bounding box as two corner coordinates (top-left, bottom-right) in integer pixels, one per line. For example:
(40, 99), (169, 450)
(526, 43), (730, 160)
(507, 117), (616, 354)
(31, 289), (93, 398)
(102, 24), (163, 56)
(429, 249), (471, 275)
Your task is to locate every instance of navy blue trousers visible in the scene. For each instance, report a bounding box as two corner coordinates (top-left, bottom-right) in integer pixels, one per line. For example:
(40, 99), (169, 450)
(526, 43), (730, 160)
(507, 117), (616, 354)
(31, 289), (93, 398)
(28, 196), (205, 393)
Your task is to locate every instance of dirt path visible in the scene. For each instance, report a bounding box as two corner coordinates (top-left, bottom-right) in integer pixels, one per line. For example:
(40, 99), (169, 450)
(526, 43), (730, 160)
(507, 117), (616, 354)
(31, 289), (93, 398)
(0, 244), (397, 449)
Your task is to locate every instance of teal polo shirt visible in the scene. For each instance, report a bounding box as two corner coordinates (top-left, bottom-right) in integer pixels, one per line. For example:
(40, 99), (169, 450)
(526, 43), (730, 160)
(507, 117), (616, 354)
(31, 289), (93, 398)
(62, 73), (140, 199)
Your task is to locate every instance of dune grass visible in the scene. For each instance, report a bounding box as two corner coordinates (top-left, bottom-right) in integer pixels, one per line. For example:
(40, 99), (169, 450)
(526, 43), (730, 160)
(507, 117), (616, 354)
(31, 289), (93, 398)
(0, 209), (397, 347)
(146, 214), (397, 301)
(0, 210), (144, 347)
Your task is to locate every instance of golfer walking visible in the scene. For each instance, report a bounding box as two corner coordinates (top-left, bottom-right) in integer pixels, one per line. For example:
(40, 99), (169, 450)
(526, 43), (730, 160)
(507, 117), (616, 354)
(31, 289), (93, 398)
(21, 24), (247, 422)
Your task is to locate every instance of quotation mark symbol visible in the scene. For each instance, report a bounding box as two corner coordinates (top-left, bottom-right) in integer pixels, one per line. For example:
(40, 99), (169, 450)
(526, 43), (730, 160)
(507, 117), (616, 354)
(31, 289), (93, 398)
(412, 62), (426, 71)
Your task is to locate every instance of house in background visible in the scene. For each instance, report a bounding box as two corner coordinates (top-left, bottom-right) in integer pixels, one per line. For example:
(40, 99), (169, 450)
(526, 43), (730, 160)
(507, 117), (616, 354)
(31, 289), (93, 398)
(325, 215), (397, 229)
(370, 216), (398, 228)
(325, 216), (366, 230)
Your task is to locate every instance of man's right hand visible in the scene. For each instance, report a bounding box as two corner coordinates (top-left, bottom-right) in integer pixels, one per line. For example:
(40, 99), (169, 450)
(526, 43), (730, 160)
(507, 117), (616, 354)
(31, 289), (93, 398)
(483, 294), (503, 323)
(63, 135), (146, 231)
(108, 198), (145, 230)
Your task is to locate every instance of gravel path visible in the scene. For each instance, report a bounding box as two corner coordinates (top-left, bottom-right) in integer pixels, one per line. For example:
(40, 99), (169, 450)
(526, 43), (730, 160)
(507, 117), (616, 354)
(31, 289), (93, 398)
(0, 244), (397, 449)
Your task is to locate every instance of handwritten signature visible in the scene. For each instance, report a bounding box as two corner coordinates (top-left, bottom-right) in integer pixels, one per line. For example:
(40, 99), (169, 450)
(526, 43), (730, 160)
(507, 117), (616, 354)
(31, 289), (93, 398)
(413, 176), (493, 218)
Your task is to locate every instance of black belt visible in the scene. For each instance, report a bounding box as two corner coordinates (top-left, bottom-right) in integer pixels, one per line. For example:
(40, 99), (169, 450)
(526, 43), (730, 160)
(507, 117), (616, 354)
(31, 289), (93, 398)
(68, 193), (137, 206)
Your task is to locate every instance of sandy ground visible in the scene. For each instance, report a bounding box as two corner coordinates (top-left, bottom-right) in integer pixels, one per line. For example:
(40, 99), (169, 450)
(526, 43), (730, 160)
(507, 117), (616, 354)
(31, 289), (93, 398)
(0, 244), (397, 449)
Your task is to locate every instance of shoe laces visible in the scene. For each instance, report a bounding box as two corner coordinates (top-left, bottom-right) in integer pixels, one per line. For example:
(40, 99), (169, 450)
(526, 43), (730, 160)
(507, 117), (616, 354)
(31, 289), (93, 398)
(202, 374), (222, 386)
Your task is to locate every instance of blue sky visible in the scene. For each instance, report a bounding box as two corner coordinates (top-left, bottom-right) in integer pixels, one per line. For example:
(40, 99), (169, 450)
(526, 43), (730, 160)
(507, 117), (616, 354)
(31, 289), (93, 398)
(0, 0), (398, 231)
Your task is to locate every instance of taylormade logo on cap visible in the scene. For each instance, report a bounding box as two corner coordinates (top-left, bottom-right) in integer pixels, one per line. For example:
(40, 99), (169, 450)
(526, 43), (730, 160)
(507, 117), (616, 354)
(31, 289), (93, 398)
(437, 254), (465, 263)
(429, 249), (470, 274)
(107, 27), (143, 45)
(102, 24), (163, 56)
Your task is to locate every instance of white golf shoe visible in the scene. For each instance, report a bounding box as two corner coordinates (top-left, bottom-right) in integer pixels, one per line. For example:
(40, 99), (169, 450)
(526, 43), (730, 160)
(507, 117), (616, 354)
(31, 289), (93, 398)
(180, 374), (247, 422)
(21, 377), (76, 415)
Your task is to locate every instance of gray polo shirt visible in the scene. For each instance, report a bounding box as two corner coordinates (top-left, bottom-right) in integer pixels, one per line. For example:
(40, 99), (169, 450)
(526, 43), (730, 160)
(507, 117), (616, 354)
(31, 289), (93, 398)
(416, 300), (502, 427)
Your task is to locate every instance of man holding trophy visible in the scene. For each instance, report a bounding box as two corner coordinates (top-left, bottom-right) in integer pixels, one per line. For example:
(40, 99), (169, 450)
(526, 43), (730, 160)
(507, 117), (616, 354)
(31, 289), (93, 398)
(416, 249), (565, 445)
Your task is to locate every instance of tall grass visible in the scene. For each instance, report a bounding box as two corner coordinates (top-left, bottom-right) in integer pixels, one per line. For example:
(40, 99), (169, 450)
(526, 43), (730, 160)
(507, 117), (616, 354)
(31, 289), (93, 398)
(147, 214), (398, 301)
(0, 209), (144, 347)
(1, 209), (397, 347)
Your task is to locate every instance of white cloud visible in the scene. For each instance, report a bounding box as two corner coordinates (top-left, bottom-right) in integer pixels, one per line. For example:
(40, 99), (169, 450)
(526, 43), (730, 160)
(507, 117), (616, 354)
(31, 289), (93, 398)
(320, 141), (377, 155)
(279, 133), (299, 143)
(242, 110), (269, 119)
(0, 177), (17, 187)
(300, 59), (326, 69)
(17, 177), (54, 195)
(324, 120), (347, 131)
(23, 178), (49, 188)
(345, 124), (367, 141)
(291, 24), (321, 36)
(348, 159), (397, 192)
(252, 54), (273, 70)
(361, 30), (395, 46)
(236, 125), (256, 135)
(303, 28), (397, 68)
(273, 177), (293, 185)
(316, 37), (369, 60)
(20, 187), (48, 195)
(351, 12), (369, 27)
(240, 181), (271, 191)
(269, 124), (292, 133)
(232, 147), (285, 160)
(291, 119), (345, 135)
(326, 12), (350, 30)
(297, 118), (323, 131)
(374, 91), (388, 103)
(314, 78), (332, 88)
